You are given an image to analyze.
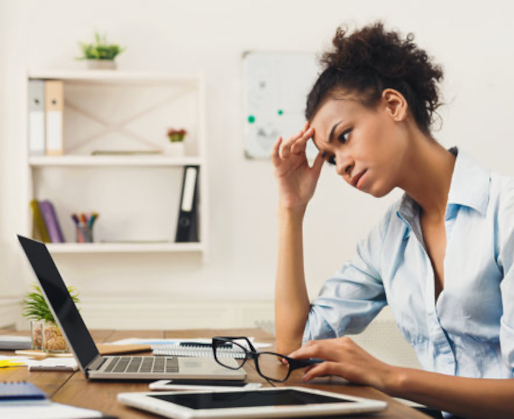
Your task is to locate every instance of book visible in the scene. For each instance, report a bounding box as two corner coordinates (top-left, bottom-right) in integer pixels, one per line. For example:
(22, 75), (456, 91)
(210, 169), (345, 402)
(44, 80), (64, 156)
(39, 200), (65, 243)
(28, 80), (45, 156)
(0, 381), (47, 401)
(175, 165), (199, 243)
(30, 199), (50, 243)
(0, 382), (104, 418)
(0, 335), (31, 350)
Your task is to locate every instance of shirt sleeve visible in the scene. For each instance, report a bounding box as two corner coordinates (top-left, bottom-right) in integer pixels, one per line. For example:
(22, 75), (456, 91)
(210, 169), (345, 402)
(497, 178), (514, 369)
(303, 205), (393, 344)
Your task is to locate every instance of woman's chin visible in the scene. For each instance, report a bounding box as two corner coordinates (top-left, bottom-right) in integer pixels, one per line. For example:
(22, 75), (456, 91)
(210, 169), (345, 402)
(367, 183), (395, 198)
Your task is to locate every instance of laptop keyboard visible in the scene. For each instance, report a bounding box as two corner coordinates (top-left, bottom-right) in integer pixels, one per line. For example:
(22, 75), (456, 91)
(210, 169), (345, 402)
(103, 356), (179, 374)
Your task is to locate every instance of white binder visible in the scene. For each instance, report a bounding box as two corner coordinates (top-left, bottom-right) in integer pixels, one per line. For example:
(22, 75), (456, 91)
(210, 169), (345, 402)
(44, 80), (64, 155)
(28, 80), (45, 155)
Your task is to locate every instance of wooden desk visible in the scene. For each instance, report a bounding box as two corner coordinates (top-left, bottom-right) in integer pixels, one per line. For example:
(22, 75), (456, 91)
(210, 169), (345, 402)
(0, 328), (429, 418)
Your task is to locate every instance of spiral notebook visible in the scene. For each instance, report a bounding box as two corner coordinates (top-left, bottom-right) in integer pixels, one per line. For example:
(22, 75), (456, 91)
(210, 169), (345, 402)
(0, 382), (47, 401)
(153, 343), (246, 358)
(0, 382), (103, 418)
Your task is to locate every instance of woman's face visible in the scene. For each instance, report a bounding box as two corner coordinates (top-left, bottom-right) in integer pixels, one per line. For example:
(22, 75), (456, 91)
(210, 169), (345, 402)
(310, 91), (409, 198)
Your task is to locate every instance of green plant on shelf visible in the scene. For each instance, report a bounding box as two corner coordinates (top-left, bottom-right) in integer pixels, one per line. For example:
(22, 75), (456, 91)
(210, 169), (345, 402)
(77, 31), (126, 61)
(167, 128), (187, 143)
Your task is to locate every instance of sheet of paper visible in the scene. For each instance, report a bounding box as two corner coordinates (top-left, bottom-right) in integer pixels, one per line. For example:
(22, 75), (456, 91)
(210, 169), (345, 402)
(0, 401), (102, 419)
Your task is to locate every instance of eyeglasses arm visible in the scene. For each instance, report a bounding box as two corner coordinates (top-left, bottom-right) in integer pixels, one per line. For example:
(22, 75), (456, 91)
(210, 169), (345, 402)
(212, 336), (257, 352)
(288, 357), (324, 370)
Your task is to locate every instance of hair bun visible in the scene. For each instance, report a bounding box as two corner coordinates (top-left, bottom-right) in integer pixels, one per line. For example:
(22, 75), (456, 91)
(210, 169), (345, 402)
(306, 22), (444, 134)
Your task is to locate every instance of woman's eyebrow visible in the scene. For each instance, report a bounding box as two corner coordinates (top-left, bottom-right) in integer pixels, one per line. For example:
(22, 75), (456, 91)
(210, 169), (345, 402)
(327, 121), (343, 144)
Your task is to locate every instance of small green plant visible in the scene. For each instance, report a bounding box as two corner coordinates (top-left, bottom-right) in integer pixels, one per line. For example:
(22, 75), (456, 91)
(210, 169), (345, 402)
(77, 32), (126, 61)
(167, 128), (187, 143)
(22, 284), (80, 324)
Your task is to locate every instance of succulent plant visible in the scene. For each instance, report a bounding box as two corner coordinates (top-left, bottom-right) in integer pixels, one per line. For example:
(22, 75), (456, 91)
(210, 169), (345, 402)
(77, 32), (126, 61)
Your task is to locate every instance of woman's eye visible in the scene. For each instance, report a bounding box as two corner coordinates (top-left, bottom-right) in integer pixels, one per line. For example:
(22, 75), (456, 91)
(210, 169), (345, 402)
(338, 129), (352, 144)
(321, 152), (336, 165)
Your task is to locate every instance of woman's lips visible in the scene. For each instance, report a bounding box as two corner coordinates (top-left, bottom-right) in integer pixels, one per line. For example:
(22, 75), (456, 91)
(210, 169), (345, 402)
(352, 170), (368, 190)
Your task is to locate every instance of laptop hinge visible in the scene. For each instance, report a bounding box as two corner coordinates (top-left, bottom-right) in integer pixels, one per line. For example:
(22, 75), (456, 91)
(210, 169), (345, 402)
(87, 355), (105, 373)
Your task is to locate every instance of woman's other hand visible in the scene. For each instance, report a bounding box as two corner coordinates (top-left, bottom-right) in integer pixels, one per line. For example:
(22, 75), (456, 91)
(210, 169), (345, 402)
(271, 122), (324, 212)
(288, 337), (397, 392)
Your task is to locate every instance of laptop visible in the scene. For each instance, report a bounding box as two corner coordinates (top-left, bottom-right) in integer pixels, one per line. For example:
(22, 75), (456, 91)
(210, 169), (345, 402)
(17, 235), (246, 381)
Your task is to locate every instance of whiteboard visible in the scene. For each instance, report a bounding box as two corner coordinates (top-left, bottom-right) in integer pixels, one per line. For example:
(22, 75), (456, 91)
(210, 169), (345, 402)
(243, 52), (320, 159)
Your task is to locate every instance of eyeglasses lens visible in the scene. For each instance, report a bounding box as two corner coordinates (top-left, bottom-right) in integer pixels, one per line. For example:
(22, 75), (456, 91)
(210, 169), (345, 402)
(257, 353), (290, 381)
(214, 339), (247, 369)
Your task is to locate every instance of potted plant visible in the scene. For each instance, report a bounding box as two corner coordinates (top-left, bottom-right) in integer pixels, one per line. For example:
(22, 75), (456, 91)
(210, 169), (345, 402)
(22, 284), (80, 353)
(165, 128), (187, 156)
(77, 32), (126, 70)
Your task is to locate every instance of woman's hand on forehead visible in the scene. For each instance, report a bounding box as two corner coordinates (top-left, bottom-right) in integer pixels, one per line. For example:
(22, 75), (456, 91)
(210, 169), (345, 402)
(278, 122), (314, 159)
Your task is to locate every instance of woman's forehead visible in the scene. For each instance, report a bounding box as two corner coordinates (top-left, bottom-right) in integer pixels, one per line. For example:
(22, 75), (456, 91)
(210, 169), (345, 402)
(312, 96), (363, 126)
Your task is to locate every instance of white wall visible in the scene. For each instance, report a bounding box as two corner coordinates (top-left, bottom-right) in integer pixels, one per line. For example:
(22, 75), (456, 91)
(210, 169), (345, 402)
(1, 0), (514, 335)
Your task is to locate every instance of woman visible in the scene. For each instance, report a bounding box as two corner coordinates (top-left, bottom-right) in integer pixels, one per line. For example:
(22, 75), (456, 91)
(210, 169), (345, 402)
(272, 22), (514, 419)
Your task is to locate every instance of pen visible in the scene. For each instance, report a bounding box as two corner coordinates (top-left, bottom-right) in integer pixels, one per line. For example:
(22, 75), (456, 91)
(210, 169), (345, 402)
(29, 365), (75, 371)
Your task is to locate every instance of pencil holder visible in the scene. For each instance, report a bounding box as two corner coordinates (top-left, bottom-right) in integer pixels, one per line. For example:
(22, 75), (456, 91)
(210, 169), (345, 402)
(76, 222), (94, 243)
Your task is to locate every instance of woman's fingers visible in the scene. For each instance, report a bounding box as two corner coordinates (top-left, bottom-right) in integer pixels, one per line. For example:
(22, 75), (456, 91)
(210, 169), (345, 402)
(271, 136), (283, 166)
(280, 127), (314, 158)
(289, 341), (329, 361)
(311, 151), (325, 174)
(291, 127), (314, 155)
(302, 362), (336, 382)
(280, 129), (304, 159)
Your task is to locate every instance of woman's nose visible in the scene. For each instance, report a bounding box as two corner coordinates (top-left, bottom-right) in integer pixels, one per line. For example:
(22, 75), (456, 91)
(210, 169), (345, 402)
(336, 156), (353, 178)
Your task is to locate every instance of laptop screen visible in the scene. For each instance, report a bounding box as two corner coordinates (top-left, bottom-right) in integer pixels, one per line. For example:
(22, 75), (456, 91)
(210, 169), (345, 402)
(17, 235), (99, 371)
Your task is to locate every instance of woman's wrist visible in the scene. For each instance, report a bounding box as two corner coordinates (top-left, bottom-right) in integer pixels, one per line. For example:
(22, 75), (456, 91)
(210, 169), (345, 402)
(277, 203), (307, 219)
(378, 366), (409, 397)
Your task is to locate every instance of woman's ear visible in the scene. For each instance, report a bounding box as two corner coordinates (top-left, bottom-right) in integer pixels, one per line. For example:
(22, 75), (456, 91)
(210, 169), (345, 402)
(382, 89), (408, 122)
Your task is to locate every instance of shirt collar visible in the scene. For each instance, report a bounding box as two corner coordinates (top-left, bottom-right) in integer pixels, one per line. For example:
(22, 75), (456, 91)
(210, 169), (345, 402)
(446, 148), (490, 216)
(397, 147), (491, 228)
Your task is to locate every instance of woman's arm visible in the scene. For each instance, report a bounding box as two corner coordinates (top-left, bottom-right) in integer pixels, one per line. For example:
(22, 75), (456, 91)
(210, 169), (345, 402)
(392, 367), (514, 419)
(274, 206), (311, 354)
(289, 337), (514, 419)
(271, 123), (324, 354)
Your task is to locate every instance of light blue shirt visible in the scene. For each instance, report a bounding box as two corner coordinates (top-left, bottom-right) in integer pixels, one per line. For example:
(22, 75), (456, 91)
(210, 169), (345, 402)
(304, 148), (514, 380)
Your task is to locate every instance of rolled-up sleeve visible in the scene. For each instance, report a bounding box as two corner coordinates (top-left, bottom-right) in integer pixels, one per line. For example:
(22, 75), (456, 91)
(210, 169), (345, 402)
(303, 206), (392, 344)
(497, 180), (514, 370)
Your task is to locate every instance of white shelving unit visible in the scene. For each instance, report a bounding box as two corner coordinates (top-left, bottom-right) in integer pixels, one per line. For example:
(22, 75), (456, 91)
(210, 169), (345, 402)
(44, 242), (205, 254)
(22, 70), (208, 258)
(29, 155), (204, 167)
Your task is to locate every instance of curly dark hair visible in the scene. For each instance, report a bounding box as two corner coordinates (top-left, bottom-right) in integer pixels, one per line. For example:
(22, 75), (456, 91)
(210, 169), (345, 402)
(305, 22), (444, 134)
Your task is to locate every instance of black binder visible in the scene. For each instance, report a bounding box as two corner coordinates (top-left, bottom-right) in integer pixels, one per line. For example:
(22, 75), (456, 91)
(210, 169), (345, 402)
(175, 165), (199, 242)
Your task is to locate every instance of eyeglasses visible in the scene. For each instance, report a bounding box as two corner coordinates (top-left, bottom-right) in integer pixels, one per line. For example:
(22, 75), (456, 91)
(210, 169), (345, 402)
(212, 336), (322, 382)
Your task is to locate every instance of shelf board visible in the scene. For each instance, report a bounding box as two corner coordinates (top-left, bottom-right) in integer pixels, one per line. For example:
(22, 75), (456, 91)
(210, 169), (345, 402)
(29, 155), (203, 167)
(47, 242), (204, 254)
(28, 70), (200, 85)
